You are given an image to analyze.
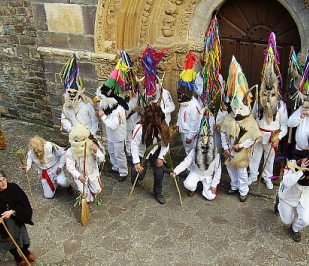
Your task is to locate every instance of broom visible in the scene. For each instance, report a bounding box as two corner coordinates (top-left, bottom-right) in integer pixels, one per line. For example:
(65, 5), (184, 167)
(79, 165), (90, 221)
(163, 152), (183, 206)
(128, 142), (160, 199)
(16, 149), (35, 210)
(0, 219), (31, 265)
(80, 142), (90, 226)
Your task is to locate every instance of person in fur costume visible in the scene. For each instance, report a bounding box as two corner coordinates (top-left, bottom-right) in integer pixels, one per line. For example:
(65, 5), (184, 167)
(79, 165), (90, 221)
(248, 33), (288, 190)
(95, 77), (129, 182)
(277, 149), (309, 242)
(66, 124), (105, 203)
(22, 136), (73, 198)
(131, 103), (171, 204)
(60, 54), (98, 136)
(217, 56), (262, 202)
(171, 108), (221, 200)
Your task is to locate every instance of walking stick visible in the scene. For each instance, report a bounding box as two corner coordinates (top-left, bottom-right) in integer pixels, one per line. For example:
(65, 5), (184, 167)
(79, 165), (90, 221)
(256, 146), (273, 186)
(0, 219), (31, 265)
(16, 150), (35, 210)
(164, 152), (183, 206)
(257, 129), (281, 186)
(80, 142), (90, 226)
(128, 142), (160, 199)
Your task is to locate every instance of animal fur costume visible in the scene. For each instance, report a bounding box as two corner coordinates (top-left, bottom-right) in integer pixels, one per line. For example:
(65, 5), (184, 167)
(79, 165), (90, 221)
(141, 103), (171, 148)
(217, 113), (261, 168)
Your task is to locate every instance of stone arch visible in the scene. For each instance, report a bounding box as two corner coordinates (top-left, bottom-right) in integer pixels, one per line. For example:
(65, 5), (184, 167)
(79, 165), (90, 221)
(189, 0), (309, 59)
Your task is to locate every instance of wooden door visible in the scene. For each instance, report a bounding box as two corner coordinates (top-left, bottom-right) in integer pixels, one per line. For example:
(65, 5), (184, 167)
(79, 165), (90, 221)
(217, 0), (301, 94)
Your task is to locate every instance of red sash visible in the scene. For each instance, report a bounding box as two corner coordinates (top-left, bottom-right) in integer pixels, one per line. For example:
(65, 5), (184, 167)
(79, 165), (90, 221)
(42, 170), (55, 192)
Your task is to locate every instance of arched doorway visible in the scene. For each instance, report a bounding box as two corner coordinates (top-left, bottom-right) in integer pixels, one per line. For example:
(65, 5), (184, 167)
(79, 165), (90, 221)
(217, 0), (301, 92)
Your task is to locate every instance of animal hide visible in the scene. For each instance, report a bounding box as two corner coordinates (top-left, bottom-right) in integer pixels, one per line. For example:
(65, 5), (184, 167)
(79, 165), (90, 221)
(0, 129), (6, 150)
(195, 130), (215, 171)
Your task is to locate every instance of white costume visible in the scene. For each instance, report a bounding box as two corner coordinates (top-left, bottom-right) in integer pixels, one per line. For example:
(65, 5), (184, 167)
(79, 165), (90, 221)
(157, 88), (175, 126)
(125, 96), (140, 156)
(26, 141), (71, 198)
(66, 145), (105, 203)
(101, 105), (128, 177)
(174, 150), (221, 200)
(278, 161), (309, 233)
(177, 97), (201, 154)
(249, 100), (288, 187)
(287, 106), (309, 150)
(61, 99), (98, 136)
(220, 130), (255, 197)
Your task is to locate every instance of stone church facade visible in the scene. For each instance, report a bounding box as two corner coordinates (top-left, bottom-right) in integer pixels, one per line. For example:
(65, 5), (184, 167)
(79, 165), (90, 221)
(1, 0), (309, 135)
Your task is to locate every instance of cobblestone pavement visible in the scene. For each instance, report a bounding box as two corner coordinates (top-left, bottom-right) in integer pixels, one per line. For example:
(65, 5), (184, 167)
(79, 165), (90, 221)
(0, 119), (308, 266)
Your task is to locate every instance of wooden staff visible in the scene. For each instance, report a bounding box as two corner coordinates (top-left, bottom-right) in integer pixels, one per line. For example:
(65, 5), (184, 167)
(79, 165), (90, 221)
(80, 142), (90, 226)
(0, 219), (31, 265)
(16, 150), (35, 210)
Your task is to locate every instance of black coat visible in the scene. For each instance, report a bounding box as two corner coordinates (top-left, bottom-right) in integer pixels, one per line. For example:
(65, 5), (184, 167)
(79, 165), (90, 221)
(0, 182), (33, 237)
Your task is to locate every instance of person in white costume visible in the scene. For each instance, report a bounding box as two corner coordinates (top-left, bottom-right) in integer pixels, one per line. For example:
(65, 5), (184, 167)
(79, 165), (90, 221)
(171, 110), (221, 200)
(60, 54), (98, 136)
(95, 79), (129, 182)
(248, 100), (288, 189)
(277, 149), (309, 242)
(22, 136), (72, 199)
(66, 124), (105, 203)
(287, 101), (309, 151)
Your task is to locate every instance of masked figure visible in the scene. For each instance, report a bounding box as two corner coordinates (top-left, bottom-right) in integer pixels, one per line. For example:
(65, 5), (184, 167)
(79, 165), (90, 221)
(66, 124), (105, 203)
(218, 56), (262, 202)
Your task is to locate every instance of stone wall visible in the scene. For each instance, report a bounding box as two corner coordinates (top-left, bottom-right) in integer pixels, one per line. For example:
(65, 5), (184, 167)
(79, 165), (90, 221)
(0, 0), (50, 125)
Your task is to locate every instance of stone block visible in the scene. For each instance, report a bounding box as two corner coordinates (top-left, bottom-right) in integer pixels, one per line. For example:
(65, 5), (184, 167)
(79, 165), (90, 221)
(68, 34), (94, 52)
(37, 31), (69, 49)
(32, 3), (48, 31)
(82, 5), (96, 35)
(45, 3), (84, 33)
(19, 35), (36, 45)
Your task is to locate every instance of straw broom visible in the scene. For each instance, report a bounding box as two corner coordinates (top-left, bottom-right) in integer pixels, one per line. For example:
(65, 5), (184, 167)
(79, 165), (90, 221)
(80, 142), (90, 226)
(0, 219), (31, 265)
(16, 149), (35, 210)
(128, 142), (160, 199)
(163, 152), (183, 206)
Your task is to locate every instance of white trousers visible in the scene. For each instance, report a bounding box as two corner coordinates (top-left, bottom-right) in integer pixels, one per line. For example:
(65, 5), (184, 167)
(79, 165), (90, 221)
(181, 133), (196, 155)
(249, 141), (275, 181)
(183, 172), (216, 200)
(108, 140), (128, 176)
(75, 178), (102, 203)
(278, 200), (309, 232)
(41, 170), (71, 199)
(226, 163), (249, 196)
(125, 130), (133, 156)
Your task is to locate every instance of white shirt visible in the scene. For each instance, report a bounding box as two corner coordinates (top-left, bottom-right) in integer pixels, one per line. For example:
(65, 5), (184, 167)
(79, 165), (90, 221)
(287, 106), (309, 150)
(174, 150), (221, 187)
(66, 147), (105, 181)
(101, 105), (127, 142)
(279, 161), (309, 207)
(254, 100), (288, 144)
(131, 124), (169, 164)
(126, 96), (140, 131)
(177, 97), (201, 140)
(61, 99), (98, 135)
(26, 141), (66, 175)
(158, 89), (175, 126)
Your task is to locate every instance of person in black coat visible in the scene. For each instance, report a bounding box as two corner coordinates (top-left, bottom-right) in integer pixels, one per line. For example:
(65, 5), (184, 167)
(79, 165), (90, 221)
(0, 169), (36, 266)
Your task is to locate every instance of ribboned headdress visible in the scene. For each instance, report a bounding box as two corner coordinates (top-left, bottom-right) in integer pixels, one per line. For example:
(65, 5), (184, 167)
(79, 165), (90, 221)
(60, 53), (83, 92)
(141, 44), (168, 100)
(177, 51), (199, 100)
(226, 56), (254, 118)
